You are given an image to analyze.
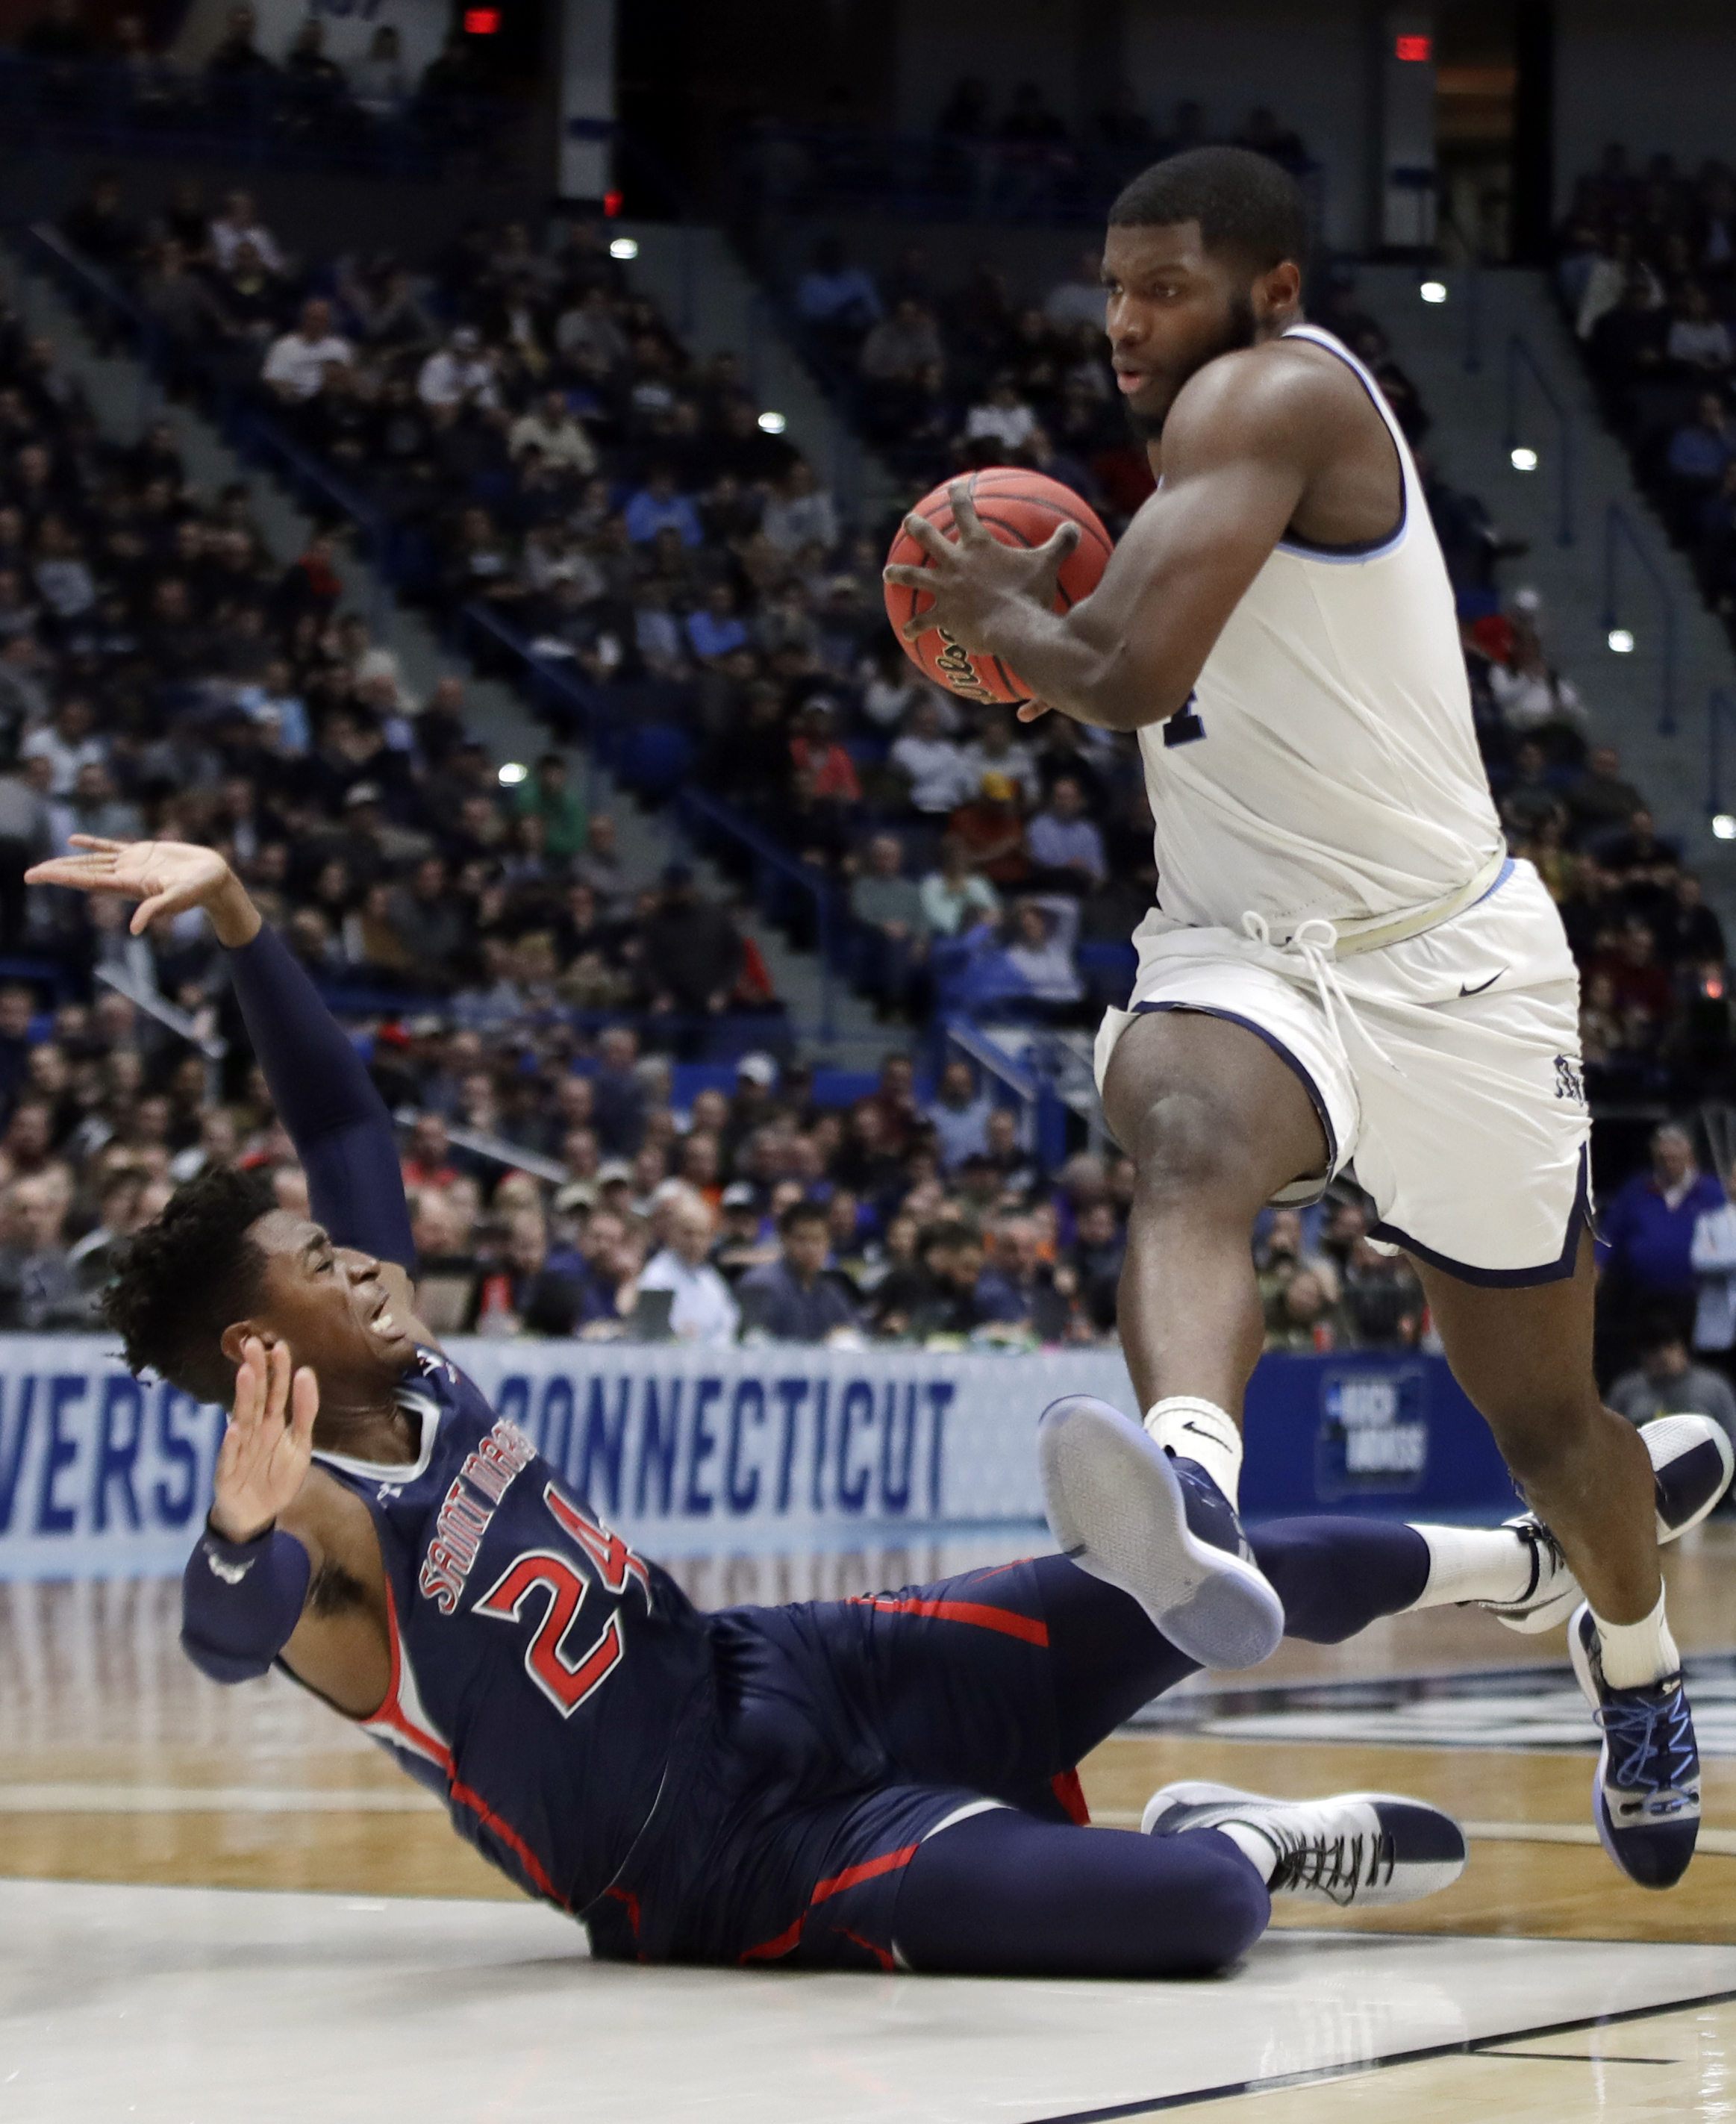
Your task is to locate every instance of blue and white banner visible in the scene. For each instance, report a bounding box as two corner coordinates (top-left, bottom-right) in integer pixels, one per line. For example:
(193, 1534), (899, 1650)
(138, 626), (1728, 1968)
(0, 1339), (1518, 1580)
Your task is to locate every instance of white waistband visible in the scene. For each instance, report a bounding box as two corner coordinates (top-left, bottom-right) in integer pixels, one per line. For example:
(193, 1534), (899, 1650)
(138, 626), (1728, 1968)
(1260, 847), (1511, 961)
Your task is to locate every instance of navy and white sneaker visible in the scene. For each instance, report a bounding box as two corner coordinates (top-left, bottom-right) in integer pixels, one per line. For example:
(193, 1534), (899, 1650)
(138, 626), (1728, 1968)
(1142, 1780), (1467, 1909)
(1037, 1396), (1285, 1669)
(1568, 1602), (1700, 1890)
(1484, 1414), (1735, 1634)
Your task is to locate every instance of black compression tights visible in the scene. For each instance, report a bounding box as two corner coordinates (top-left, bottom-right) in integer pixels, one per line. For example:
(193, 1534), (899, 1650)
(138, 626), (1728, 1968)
(894, 1516), (1431, 1977)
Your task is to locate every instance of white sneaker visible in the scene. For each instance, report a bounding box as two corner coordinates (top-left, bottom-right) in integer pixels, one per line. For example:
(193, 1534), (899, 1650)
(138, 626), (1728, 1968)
(1142, 1779), (1467, 1908)
(1037, 1395), (1284, 1669)
(1483, 1414), (1735, 1634)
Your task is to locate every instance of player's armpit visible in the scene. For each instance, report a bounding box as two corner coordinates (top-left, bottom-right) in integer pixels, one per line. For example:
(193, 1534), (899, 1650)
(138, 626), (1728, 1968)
(276, 1467), (396, 1717)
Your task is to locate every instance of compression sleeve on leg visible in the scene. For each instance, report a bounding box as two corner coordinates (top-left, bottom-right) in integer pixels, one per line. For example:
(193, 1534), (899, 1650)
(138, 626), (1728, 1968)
(225, 922), (414, 1267)
(181, 1520), (311, 1684)
(892, 1807), (1269, 1978)
(1249, 1517), (1430, 1643)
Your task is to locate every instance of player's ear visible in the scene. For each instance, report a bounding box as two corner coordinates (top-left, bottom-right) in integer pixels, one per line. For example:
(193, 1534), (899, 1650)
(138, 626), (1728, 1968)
(219, 1320), (277, 1366)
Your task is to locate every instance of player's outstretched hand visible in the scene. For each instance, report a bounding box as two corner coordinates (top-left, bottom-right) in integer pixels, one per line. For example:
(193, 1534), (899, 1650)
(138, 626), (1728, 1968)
(25, 837), (262, 946)
(210, 1335), (319, 1543)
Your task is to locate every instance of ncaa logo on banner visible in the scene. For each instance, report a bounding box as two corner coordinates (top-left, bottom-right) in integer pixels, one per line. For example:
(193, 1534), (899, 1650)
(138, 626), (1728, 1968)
(1314, 1366), (1429, 1500)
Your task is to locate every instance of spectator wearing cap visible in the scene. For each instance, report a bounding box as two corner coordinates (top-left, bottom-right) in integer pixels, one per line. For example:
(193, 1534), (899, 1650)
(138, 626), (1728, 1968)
(713, 1178), (775, 1281)
(1025, 775), (1106, 893)
(262, 299), (352, 404)
(637, 1191), (740, 1346)
(737, 1199), (861, 1343)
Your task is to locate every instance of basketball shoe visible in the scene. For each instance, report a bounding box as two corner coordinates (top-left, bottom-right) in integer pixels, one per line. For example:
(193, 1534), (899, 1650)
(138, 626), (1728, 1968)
(1568, 1602), (1700, 1890)
(1037, 1396), (1285, 1669)
(1142, 1780), (1467, 1908)
(1479, 1414), (1735, 1634)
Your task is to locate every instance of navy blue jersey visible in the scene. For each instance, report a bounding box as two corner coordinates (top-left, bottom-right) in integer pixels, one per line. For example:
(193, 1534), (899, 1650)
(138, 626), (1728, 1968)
(311, 1348), (715, 1918)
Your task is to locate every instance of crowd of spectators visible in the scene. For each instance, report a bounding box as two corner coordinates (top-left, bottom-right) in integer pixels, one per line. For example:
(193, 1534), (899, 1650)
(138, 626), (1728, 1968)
(5, 0), (511, 165)
(21, 163), (1733, 1372)
(1558, 143), (1736, 646)
(734, 80), (1311, 233)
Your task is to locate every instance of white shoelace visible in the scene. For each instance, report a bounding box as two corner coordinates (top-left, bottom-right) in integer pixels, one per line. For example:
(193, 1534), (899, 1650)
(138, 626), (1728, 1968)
(1240, 910), (1404, 1075)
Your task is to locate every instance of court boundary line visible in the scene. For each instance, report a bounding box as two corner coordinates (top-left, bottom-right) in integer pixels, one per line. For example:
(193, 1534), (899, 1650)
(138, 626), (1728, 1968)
(1014, 1980), (1736, 2123)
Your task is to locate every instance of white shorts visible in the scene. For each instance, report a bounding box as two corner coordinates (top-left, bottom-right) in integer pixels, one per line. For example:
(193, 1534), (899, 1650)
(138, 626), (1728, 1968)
(1093, 860), (1592, 1286)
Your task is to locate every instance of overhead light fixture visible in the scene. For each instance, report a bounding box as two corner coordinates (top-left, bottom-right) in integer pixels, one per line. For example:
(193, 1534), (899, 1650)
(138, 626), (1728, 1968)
(1714, 813), (1736, 840)
(1607, 628), (1635, 654)
(758, 410), (788, 434)
(609, 237), (639, 260)
(1419, 280), (1448, 304)
(1509, 446), (1538, 471)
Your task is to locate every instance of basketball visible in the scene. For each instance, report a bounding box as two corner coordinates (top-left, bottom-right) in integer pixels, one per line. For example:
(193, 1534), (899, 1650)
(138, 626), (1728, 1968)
(884, 468), (1113, 705)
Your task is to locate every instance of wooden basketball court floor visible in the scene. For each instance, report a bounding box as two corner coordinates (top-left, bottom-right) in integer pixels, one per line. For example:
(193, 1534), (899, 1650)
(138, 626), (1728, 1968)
(5, 1525), (1736, 2122)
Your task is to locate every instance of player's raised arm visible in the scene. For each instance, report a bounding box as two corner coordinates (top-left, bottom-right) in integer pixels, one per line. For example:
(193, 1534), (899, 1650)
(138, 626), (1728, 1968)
(884, 353), (1328, 735)
(27, 837), (415, 1272)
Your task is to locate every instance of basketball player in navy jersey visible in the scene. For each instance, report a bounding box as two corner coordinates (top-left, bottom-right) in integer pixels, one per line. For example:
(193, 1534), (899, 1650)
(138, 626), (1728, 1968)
(31, 835), (1726, 1973)
(884, 146), (1732, 1889)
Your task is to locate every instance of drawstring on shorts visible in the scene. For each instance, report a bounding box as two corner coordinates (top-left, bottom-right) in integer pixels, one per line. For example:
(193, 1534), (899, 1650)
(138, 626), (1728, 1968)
(1240, 910), (1405, 1076)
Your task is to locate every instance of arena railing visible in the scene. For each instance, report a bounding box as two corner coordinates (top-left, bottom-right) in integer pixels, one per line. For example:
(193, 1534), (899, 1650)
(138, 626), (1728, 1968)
(1602, 502), (1681, 737)
(1707, 688), (1736, 828)
(1504, 331), (1575, 548)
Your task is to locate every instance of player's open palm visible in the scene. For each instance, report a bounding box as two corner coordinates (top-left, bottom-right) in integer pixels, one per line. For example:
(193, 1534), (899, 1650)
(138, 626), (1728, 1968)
(24, 837), (235, 935)
(210, 1336), (319, 1543)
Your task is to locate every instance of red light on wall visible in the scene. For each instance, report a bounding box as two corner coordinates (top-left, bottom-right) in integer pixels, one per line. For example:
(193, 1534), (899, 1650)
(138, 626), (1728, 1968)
(1394, 33), (1431, 60)
(603, 190), (623, 217)
(464, 8), (500, 32)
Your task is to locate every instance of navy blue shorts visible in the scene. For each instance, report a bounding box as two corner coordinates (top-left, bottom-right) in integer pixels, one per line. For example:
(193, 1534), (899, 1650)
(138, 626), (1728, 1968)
(587, 1554), (1187, 1970)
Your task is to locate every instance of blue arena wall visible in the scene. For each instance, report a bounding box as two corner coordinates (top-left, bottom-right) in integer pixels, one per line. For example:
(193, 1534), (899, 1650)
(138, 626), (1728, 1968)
(0, 1338), (1520, 1579)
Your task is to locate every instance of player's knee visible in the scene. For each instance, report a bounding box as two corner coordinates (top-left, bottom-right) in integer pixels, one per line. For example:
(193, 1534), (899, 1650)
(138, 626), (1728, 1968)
(1127, 1088), (1261, 1205)
(1484, 1389), (1602, 1487)
(1149, 1831), (1271, 1973)
(1164, 1834), (1275, 1962)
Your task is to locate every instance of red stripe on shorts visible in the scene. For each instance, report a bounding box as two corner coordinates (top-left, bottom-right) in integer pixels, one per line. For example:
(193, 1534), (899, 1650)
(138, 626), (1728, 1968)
(853, 1594), (1049, 1646)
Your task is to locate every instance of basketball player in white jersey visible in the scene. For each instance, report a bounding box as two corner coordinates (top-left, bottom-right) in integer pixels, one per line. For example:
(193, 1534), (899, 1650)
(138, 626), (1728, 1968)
(884, 147), (1706, 1889)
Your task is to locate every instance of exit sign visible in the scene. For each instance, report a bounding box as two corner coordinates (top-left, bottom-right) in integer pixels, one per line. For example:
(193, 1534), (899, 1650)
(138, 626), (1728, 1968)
(1394, 33), (1431, 60)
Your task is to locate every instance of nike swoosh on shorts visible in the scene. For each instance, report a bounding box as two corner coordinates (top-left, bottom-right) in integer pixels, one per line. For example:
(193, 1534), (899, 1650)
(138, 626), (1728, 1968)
(1458, 969), (1505, 996)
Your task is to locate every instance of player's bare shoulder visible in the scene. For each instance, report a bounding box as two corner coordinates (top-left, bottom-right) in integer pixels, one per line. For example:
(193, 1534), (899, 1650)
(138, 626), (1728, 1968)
(1164, 335), (1379, 474)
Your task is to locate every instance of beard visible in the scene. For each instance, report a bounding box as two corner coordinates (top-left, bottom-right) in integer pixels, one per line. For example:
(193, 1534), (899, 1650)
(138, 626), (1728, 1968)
(1123, 288), (1260, 441)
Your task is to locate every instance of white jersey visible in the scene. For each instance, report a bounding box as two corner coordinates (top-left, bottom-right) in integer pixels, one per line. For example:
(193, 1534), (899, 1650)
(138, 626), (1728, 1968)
(1139, 323), (1503, 937)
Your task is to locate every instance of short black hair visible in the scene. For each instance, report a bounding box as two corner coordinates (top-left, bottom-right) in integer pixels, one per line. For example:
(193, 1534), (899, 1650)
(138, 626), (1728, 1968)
(1109, 146), (1308, 275)
(779, 1199), (829, 1238)
(103, 1163), (276, 1405)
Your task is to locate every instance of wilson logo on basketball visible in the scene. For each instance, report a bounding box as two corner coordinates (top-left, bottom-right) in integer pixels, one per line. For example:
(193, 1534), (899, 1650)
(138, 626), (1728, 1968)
(932, 628), (1000, 704)
(883, 467), (1113, 706)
